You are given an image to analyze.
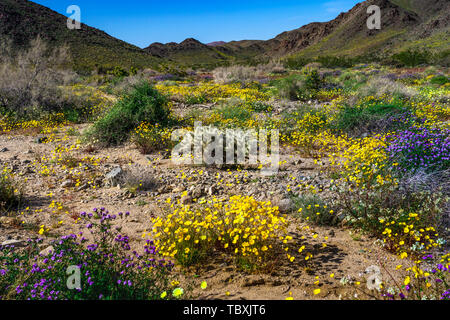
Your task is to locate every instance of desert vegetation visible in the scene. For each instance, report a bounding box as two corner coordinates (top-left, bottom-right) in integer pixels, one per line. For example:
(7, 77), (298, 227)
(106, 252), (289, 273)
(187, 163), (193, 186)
(0, 35), (449, 301)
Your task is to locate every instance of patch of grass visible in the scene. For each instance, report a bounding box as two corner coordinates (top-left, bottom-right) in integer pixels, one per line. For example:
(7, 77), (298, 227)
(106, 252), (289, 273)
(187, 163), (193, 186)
(331, 102), (413, 136)
(215, 104), (253, 123)
(292, 194), (337, 226)
(430, 75), (449, 86)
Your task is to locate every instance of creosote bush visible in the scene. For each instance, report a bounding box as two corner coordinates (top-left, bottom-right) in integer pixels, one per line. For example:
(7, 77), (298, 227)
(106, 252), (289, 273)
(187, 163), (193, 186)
(89, 81), (172, 145)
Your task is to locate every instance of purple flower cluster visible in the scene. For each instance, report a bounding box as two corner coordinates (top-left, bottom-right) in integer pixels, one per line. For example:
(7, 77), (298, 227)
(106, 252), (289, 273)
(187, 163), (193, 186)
(386, 126), (450, 173)
(1, 208), (173, 300)
(151, 74), (176, 82)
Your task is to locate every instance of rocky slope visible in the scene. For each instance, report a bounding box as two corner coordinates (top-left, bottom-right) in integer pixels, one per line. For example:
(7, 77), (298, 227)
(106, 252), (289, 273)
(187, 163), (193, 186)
(1, 0), (448, 70)
(0, 0), (161, 72)
(144, 0), (449, 65)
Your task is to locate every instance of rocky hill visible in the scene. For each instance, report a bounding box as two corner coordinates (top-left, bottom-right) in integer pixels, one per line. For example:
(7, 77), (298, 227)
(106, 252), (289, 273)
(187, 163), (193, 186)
(1, 0), (448, 70)
(0, 0), (161, 73)
(144, 0), (450, 66)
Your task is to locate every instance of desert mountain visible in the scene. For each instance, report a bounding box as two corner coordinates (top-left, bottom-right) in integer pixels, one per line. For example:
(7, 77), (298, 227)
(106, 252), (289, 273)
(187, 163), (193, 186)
(144, 0), (449, 66)
(1, 0), (448, 71)
(0, 0), (161, 72)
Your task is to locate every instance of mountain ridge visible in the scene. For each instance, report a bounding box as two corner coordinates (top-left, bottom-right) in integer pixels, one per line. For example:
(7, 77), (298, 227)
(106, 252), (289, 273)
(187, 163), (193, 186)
(1, 0), (448, 70)
(0, 0), (161, 72)
(143, 0), (449, 66)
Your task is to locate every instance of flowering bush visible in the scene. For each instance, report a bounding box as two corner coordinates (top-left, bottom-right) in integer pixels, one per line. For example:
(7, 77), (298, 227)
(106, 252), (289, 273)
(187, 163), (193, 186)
(132, 122), (174, 154)
(386, 126), (450, 173)
(0, 167), (22, 213)
(379, 253), (449, 300)
(150, 196), (292, 270)
(89, 81), (173, 145)
(0, 208), (175, 300)
(379, 212), (442, 255)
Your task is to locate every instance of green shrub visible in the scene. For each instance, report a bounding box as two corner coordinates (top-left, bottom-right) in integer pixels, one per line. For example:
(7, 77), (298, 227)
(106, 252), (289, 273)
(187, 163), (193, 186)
(284, 56), (311, 70)
(303, 69), (323, 91)
(430, 75), (449, 86)
(272, 70), (327, 101)
(89, 81), (171, 145)
(331, 102), (412, 136)
(108, 66), (129, 78)
(292, 194), (337, 226)
(215, 104), (253, 123)
(247, 101), (272, 113)
(335, 180), (444, 246)
(271, 74), (304, 101)
(391, 49), (430, 67)
(0, 168), (22, 213)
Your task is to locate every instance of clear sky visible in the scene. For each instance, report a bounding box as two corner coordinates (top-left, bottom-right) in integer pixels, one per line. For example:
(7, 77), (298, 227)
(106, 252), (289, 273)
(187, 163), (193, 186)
(32, 0), (362, 48)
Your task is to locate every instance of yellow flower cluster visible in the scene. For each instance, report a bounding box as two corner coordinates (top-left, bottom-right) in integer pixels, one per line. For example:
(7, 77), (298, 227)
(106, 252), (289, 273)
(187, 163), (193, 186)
(0, 113), (67, 135)
(155, 82), (270, 103)
(380, 212), (440, 255)
(133, 122), (173, 154)
(150, 195), (292, 269)
(413, 101), (450, 129)
(330, 135), (392, 188)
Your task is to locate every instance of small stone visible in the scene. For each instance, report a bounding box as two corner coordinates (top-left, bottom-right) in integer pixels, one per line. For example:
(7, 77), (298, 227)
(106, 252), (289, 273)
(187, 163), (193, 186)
(0, 216), (13, 225)
(77, 184), (89, 191)
(61, 180), (73, 188)
(39, 246), (54, 256)
(172, 186), (184, 193)
(191, 187), (203, 198)
(181, 195), (193, 205)
(243, 278), (265, 287)
(277, 198), (294, 213)
(1, 239), (25, 247)
(207, 186), (215, 196)
(0, 147), (8, 152)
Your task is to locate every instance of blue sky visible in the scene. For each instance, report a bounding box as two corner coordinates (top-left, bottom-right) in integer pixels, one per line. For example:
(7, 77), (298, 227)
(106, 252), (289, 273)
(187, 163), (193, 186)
(32, 0), (362, 48)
